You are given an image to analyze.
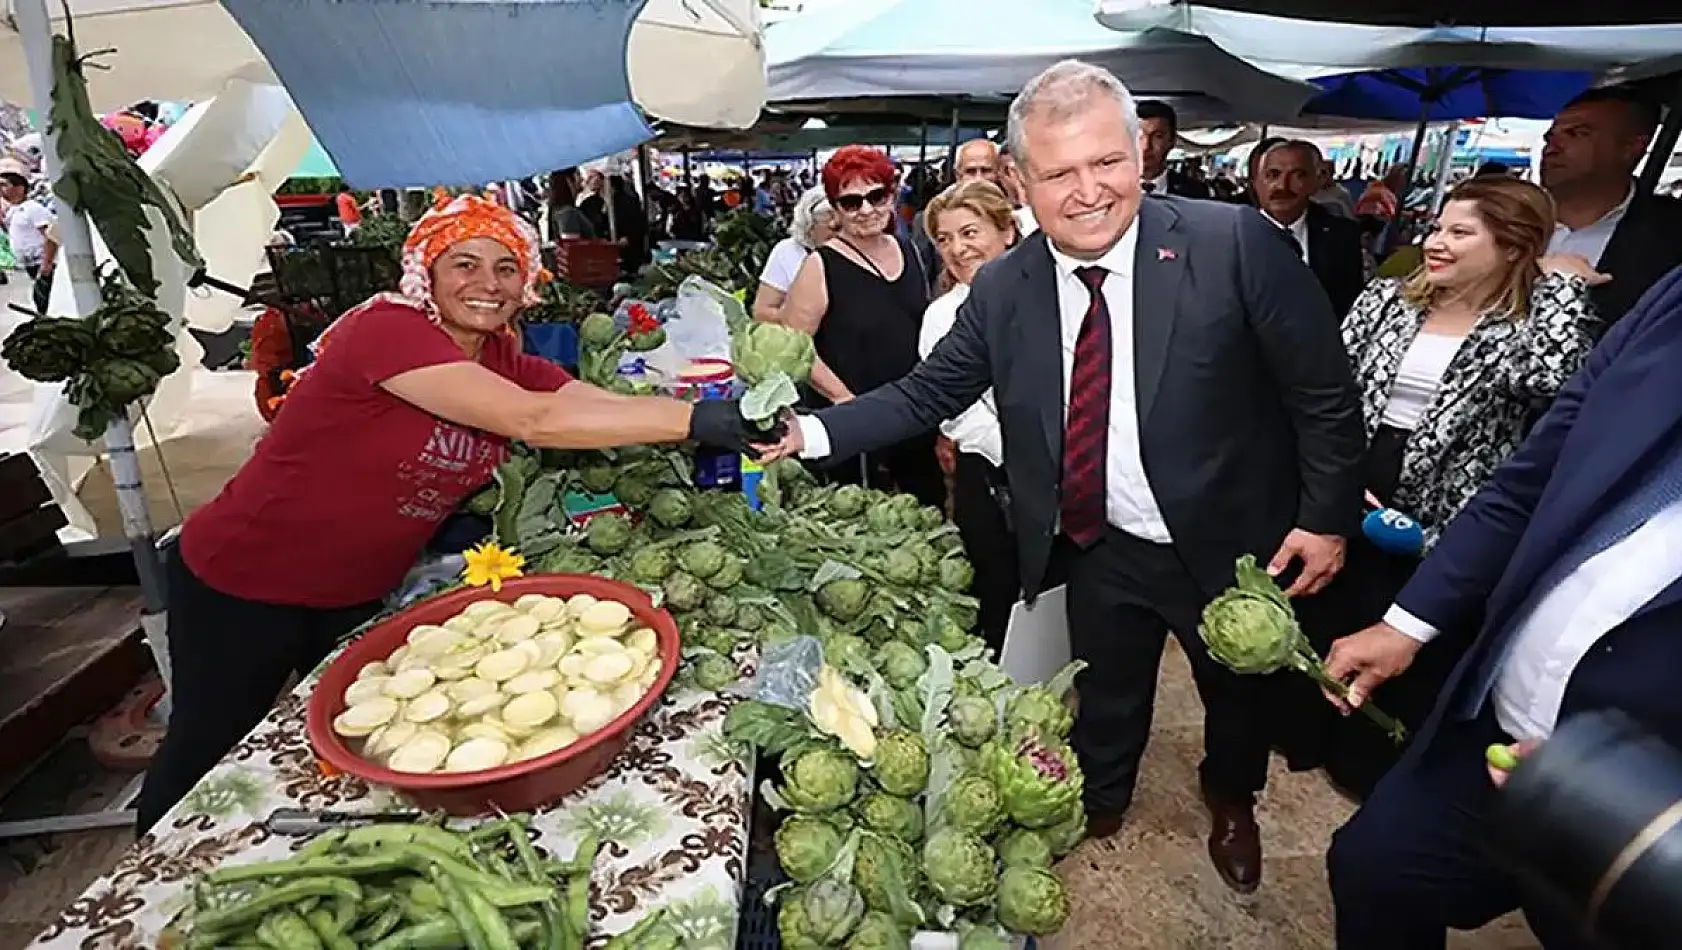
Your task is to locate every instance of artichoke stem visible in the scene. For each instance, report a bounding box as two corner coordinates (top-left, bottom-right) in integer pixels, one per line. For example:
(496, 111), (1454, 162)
(1292, 650), (1408, 744)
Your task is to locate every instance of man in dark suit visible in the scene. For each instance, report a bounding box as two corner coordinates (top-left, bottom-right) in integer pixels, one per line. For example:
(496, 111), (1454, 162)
(1137, 100), (1212, 200)
(1255, 140), (1367, 319)
(767, 59), (1365, 893)
(1323, 266), (1682, 949)
(1542, 87), (1682, 336)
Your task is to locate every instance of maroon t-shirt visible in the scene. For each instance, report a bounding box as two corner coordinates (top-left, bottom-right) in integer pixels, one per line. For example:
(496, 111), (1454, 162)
(182, 300), (572, 607)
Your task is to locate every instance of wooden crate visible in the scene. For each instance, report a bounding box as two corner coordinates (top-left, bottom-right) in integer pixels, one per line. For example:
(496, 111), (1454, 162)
(0, 454), (67, 566)
(553, 238), (621, 288)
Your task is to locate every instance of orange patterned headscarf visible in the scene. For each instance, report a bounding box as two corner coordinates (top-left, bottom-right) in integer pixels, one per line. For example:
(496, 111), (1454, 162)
(398, 193), (546, 313)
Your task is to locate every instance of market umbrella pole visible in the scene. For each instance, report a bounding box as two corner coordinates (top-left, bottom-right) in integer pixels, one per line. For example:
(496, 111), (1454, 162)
(17, 0), (173, 716)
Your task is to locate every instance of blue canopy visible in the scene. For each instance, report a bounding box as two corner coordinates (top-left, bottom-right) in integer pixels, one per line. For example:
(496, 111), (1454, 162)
(1306, 66), (1595, 122)
(222, 0), (655, 188)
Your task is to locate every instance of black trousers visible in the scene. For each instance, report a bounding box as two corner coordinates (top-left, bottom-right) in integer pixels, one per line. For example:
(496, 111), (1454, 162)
(136, 550), (379, 833)
(24, 262), (49, 316)
(1288, 425), (1471, 797)
(1065, 526), (1273, 815)
(1328, 711), (1593, 950)
(951, 453), (1019, 655)
(825, 432), (947, 511)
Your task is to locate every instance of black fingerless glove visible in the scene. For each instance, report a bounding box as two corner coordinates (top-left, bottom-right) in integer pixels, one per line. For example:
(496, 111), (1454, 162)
(687, 400), (789, 459)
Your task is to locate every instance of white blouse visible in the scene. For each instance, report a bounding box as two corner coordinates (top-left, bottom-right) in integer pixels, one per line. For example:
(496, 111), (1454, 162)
(1380, 331), (1464, 430)
(916, 284), (1004, 467)
(759, 237), (809, 293)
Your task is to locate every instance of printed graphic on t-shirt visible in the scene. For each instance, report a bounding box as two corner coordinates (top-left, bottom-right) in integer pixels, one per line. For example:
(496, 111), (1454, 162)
(396, 421), (506, 521)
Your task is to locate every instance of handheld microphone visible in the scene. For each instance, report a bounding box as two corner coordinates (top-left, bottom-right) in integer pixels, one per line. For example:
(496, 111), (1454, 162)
(1362, 506), (1424, 557)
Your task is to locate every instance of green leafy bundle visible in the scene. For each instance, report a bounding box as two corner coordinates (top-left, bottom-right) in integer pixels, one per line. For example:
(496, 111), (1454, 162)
(1200, 555), (1405, 743)
(712, 207), (778, 285)
(48, 26), (201, 298)
(2, 267), (180, 440)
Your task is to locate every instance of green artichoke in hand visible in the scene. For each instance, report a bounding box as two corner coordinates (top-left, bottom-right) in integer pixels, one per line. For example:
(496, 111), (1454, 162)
(1200, 555), (1405, 743)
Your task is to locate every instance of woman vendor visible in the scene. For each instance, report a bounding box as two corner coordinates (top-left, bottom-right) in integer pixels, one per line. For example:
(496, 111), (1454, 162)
(135, 196), (774, 832)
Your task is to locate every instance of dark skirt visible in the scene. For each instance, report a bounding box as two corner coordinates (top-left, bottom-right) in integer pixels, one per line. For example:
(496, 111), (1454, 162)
(1277, 425), (1472, 798)
(951, 453), (1020, 655)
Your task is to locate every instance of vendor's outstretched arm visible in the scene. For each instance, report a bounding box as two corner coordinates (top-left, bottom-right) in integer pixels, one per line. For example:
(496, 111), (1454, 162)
(797, 286), (994, 459)
(384, 362), (694, 448)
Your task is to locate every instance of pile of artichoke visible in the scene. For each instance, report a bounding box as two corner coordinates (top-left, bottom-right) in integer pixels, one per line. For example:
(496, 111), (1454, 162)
(455, 273), (1087, 945)
(2, 267), (180, 440)
(740, 654), (1086, 950)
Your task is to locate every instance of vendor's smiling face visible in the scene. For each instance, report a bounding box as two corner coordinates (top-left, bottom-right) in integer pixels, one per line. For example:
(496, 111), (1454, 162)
(431, 237), (524, 339)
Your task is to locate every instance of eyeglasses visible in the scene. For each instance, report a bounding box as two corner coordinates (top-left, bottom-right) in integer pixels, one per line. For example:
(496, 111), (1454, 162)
(834, 187), (892, 213)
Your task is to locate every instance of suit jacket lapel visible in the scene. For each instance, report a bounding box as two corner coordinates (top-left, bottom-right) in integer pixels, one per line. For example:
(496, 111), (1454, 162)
(1016, 233), (1064, 466)
(1132, 200), (1185, 424)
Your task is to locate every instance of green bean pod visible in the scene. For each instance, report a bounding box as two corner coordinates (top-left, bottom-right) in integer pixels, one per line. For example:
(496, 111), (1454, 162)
(303, 908), (355, 950)
(465, 884), (521, 950)
(431, 867), (492, 950)
(267, 909), (325, 950)
(194, 878), (362, 934)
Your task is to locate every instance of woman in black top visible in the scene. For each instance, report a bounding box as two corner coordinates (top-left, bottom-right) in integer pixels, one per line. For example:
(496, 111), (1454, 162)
(778, 146), (943, 508)
(547, 168), (595, 239)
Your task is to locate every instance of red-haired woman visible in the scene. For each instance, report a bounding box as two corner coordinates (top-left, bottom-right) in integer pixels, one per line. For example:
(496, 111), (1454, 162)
(778, 145), (942, 506)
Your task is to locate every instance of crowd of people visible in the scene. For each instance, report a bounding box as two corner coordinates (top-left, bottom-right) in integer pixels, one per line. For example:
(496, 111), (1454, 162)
(737, 60), (1682, 949)
(11, 56), (1682, 950)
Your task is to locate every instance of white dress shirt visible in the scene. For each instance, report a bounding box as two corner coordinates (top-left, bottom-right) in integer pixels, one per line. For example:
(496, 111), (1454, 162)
(1142, 171), (1170, 195)
(1264, 210), (1311, 264)
(916, 284), (1004, 467)
(794, 219), (1173, 543)
(1013, 206), (1039, 237)
(1547, 184), (1633, 267)
(1383, 500), (1682, 741)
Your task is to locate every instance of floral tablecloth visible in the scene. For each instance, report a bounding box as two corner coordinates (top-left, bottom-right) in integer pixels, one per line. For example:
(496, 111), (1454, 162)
(30, 666), (755, 950)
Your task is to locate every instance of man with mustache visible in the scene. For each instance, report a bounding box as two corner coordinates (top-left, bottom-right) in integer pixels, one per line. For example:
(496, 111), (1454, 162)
(1255, 140), (1368, 320)
(764, 59), (1364, 893)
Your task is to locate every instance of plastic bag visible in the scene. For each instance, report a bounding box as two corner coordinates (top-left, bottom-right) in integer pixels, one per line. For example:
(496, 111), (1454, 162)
(387, 553), (466, 611)
(740, 634), (825, 711)
(647, 276), (736, 379)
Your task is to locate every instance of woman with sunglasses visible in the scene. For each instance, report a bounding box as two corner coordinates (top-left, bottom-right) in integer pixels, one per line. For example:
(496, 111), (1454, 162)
(779, 146), (944, 507)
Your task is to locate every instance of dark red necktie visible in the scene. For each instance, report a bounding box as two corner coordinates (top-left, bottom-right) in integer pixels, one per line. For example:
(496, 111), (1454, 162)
(1062, 266), (1112, 547)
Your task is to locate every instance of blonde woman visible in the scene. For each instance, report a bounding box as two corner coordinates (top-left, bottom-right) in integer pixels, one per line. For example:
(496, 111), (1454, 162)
(753, 186), (835, 321)
(1291, 175), (1604, 795)
(918, 180), (1019, 650)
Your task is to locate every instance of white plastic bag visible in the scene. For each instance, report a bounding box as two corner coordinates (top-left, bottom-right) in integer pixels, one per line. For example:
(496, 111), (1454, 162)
(643, 276), (736, 379)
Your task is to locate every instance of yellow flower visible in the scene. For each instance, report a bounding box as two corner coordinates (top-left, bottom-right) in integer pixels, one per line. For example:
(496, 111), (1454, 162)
(462, 542), (525, 592)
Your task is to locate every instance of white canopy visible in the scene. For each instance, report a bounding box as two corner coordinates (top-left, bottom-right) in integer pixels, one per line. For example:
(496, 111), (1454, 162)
(0, 0), (765, 129)
(767, 0), (1319, 124)
(1092, 2), (1682, 77)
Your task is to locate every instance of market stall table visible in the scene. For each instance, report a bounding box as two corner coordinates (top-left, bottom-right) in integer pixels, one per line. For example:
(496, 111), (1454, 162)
(28, 653), (755, 949)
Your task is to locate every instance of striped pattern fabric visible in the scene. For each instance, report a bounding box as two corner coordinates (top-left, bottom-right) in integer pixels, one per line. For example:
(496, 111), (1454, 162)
(1061, 266), (1113, 547)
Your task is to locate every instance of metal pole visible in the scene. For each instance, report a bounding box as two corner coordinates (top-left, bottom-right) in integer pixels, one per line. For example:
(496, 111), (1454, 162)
(948, 107), (960, 184)
(1639, 95), (1682, 197)
(918, 119), (928, 175)
(17, 0), (171, 712)
(1429, 120), (1459, 216)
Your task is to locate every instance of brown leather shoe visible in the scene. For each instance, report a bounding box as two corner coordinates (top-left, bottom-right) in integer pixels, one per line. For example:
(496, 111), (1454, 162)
(1086, 812), (1126, 840)
(1205, 797), (1262, 894)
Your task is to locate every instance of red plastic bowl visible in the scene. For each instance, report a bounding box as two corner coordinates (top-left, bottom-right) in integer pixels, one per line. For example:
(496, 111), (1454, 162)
(306, 574), (679, 816)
